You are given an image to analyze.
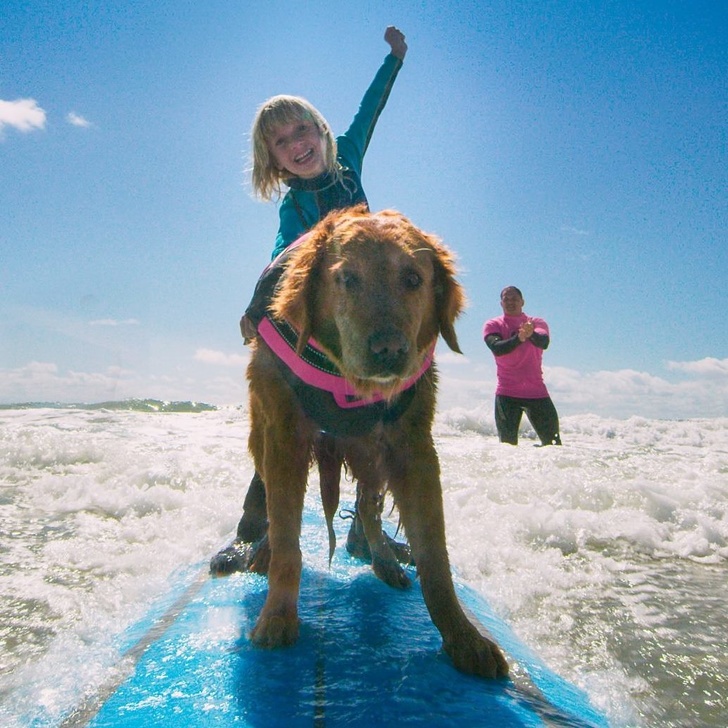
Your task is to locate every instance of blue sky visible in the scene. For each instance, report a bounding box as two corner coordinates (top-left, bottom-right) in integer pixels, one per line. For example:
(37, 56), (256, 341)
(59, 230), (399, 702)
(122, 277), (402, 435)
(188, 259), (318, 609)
(1, 0), (726, 418)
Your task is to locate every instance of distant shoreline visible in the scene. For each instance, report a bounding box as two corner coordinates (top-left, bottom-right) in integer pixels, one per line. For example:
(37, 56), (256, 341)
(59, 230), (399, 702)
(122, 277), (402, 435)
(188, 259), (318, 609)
(0, 399), (218, 413)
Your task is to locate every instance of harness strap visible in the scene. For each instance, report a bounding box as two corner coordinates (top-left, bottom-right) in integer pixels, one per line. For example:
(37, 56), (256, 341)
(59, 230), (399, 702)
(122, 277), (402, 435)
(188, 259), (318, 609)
(257, 316), (433, 410)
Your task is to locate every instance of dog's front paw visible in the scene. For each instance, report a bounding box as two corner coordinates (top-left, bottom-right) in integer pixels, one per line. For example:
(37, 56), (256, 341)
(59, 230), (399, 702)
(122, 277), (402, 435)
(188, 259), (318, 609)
(444, 627), (510, 679)
(250, 612), (300, 648)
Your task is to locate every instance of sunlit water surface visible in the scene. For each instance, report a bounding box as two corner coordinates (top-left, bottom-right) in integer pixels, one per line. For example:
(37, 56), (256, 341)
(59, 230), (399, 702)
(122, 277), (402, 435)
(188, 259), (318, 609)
(1, 403), (726, 727)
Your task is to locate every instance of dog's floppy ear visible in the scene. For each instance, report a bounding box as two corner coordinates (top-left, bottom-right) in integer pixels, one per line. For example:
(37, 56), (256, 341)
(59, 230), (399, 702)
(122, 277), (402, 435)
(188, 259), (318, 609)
(428, 236), (466, 354)
(270, 218), (332, 354)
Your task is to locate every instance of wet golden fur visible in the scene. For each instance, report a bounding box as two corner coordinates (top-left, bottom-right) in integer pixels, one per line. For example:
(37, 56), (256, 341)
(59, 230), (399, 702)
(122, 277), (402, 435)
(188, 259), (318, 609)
(246, 207), (508, 678)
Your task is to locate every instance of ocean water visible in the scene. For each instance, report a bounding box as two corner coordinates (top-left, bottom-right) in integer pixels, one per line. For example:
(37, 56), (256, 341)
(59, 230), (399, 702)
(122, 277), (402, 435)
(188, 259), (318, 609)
(0, 401), (726, 727)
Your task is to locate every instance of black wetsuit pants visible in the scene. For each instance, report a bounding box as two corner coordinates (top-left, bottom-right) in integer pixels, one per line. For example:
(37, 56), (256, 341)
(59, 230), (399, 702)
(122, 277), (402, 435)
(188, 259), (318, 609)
(495, 395), (562, 446)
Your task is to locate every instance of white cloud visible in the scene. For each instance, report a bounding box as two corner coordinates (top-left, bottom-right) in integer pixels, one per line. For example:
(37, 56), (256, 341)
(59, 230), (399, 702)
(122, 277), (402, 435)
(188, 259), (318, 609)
(0, 359), (247, 406)
(436, 357), (728, 420)
(0, 361), (134, 404)
(560, 225), (590, 237)
(1, 353), (726, 417)
(194, 348), (248, 367)
(66, 111), (92, 128)
(546, 364), (728, 419)
(666, 357), (728, 377)
(436, 349), (470, 366)
(89, 318), (141, 327)
(0, 98), (47, 135)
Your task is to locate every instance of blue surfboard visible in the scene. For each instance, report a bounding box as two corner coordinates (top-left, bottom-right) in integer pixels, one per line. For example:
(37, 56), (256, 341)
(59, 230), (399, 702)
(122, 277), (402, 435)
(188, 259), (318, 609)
(60, 510), (609, 727)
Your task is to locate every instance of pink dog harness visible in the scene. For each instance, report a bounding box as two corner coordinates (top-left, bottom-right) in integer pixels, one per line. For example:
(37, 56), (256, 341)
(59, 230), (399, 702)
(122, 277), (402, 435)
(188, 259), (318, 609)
(257, 315), (434, 436)
(258, 316), (433, 409)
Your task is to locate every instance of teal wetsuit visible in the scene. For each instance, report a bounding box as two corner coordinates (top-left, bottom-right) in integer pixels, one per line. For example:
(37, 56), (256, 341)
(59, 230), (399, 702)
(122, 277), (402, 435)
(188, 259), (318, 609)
(270, 52), (403, 258)
(220, 52), (406, 559)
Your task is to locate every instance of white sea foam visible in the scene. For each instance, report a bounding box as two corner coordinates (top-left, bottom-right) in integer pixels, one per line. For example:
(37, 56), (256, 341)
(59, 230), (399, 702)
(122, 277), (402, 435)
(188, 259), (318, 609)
(0, 405), (726, 726)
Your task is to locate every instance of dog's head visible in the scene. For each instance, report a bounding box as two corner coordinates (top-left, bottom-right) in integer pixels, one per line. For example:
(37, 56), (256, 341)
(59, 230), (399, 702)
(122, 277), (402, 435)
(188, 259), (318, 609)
(270, 207), (465, 399)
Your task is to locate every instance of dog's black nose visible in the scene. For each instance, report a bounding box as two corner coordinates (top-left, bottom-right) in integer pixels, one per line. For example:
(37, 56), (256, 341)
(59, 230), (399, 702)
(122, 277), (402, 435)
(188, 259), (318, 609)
(368, 329), (409, 371)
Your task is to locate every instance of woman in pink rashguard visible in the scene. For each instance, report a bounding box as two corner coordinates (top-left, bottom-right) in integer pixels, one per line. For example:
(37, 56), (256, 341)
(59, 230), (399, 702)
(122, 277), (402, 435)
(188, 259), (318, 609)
(483, 286), (562, 446)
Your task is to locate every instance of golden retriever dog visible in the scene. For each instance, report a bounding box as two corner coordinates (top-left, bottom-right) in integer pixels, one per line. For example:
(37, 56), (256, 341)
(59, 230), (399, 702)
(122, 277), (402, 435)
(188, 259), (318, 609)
(246, 206), (508, 679)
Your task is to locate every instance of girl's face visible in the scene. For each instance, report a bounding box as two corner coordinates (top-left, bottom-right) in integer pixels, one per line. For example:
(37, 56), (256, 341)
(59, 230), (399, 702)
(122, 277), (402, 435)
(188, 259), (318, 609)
(267, 120), (327, 179)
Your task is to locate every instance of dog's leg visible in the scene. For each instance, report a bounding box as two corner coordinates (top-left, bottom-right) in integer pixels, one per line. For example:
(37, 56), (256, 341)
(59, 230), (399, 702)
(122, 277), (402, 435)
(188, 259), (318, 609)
(356, 486), (411, 589)
(249, 453), (307, 646)
(344, 487), (414, 568)
(345, 445), (411, 589)
(389, 441), (509, 679)
(248, 392), (310, 648)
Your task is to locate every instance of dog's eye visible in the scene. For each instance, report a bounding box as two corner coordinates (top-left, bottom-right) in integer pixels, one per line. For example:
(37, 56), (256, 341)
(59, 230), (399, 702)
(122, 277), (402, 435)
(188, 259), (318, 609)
(402, 270), (423, 291)
(337, 270), (360, 291)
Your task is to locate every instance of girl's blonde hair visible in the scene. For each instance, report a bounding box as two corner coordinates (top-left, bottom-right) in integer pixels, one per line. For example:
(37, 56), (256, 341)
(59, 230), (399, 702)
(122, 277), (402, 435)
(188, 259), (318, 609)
(250, 95), (339, 201)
